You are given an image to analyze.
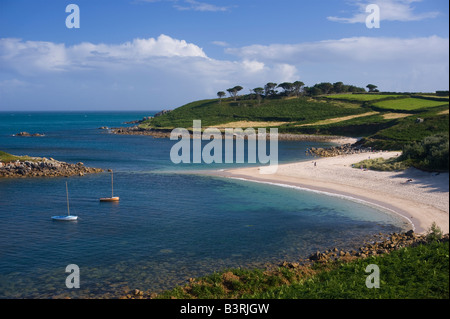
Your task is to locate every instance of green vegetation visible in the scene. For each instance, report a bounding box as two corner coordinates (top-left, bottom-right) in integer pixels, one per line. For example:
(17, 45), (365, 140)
(252, 241), (448, 299)
(156, 241), (449, 299)
(142, 97), (367, 129)
(361, 107), (449, 149)
(326, 94), (403, 102)
(372, 98), (448, 112)
(353, 157), (410, 171)
(0, 151), (39, 163)
(400, 134), (449, 171)
(427, 222), (444, 242)
(142, 82), (448, 170)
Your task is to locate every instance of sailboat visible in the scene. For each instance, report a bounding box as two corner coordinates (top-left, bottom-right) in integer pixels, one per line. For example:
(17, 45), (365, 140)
(100, 169), (119, 202)
(52, 182), (78, 221)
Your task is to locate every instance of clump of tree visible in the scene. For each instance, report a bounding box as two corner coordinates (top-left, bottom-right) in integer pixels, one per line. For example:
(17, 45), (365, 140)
(216, 81), (370, 104)
(366, 84), (379, 93)
(400, 134), (449, 171)
(303, 82), (366, 96)
(226, 86), (243, 101)
(251, 87), (264, 105)
(217, 91), (226, 103)
(264, 82), (278, 97)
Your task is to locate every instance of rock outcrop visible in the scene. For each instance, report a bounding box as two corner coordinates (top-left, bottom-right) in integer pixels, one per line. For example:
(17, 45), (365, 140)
(307, 143), (377, 157)
(0, 158), (103, 178)
(14, 132), (44, 137)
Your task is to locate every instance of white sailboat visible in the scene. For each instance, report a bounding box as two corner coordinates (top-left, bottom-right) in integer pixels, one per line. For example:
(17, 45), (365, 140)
(100, 169), (119, 202)
(51, 182), (78, 221)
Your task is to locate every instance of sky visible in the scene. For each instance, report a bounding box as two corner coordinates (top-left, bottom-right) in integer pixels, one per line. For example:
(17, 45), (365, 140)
(0, 0), (448, 111)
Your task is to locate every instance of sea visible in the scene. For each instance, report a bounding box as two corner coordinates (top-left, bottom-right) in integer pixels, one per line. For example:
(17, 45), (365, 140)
(0, 112), (410, 298)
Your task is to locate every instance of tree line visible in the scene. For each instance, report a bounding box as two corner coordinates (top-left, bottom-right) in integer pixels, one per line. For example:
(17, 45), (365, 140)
(217, 82), (378, 104)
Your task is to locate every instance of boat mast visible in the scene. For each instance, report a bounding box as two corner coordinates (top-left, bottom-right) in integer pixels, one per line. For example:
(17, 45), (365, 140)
(111, 170), (114, 198)
(66, 181), (70, 216)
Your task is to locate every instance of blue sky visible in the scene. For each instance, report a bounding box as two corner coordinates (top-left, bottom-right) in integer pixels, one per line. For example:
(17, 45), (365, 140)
(0, 0), (448, 111)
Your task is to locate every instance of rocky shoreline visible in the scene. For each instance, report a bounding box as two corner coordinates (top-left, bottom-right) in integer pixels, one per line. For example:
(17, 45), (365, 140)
(306, 143), (380, 157)
(119, 230), (448, 299)
(0, 157), (103, 178)
(110, 125), (357, 143)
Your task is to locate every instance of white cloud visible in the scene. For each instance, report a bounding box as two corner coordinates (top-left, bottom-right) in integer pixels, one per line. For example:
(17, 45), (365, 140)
(328, 0), (440, 23)
(227, 36), (449, 64)
(0, 34), (296, 110)
(211, 40), (229, 47)
(0, 35), (208, 75)
(1, 34), (447, 111)
(227, 36), (449, 92)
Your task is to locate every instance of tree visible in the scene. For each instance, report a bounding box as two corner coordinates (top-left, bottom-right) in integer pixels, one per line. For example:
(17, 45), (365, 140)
(366, 84), (378, 92)
(308, 86), (323, 96)
(217, 91), (226, 103)
(252, 87), (264, 105)
(333, 82), (344, 94)
(277, 82), (294, 96)
(264, 82), (277, 97)
(292, 81), (305, 97)
(316, 82), (333, 95)
(227, 86), (243, 101)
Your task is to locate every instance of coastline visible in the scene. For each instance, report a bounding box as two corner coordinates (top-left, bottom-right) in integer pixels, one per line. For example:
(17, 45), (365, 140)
(109, 126), (358, 144)
(207, 152), (449, 234)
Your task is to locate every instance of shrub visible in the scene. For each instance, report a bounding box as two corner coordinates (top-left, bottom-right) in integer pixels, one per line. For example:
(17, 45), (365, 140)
(426, 222), (444, 241)
(400, 134), (449, 171)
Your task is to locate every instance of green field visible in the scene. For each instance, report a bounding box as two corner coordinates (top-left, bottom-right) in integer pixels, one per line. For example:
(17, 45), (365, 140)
(142, 97), (367, 129)
(372, 98), (448, 111)
(141, 91), (449, 153)
(326, 94), (403, 101)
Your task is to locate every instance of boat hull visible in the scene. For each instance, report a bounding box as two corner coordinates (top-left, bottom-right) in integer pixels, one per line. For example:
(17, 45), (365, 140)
(51, 215), (78, 221)
(99, 197), (120, 202)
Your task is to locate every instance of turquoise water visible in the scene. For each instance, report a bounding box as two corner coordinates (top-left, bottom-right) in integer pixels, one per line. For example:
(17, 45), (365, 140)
(0, 112), (409, 298)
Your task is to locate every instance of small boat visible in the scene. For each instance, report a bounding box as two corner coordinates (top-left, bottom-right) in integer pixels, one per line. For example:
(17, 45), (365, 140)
(52, 182), (78, 221)
(100, 169), (119, 202)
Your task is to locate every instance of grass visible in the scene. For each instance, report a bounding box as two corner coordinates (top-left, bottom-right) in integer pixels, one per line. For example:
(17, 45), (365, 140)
(138, 94), (448, 152)
(296, 111), (379, 127)
(372, 98), (448, 112)
(326, 94), (403, 101)
(156, 241), (449, 299)
(353, 157), (410, 171)
(279, 113), (397, 137)
(0, 151), (39, 163)
(250, 241), (449, 299)
(141, 97), (368, 129)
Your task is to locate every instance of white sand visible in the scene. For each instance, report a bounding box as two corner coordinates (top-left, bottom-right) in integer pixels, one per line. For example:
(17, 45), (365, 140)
(214, 152), (449, 234)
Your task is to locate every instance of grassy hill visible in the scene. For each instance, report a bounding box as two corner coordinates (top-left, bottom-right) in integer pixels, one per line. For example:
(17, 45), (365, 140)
(141, 93), (449, 151)
(141, 97), (368, 129)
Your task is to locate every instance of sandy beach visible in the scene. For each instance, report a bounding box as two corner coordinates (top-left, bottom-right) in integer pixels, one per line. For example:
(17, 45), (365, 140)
(212, 152), (449, 234)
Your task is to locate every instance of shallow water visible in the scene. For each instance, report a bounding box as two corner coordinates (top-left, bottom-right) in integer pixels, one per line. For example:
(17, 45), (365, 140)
(0, 112), (409, 298)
